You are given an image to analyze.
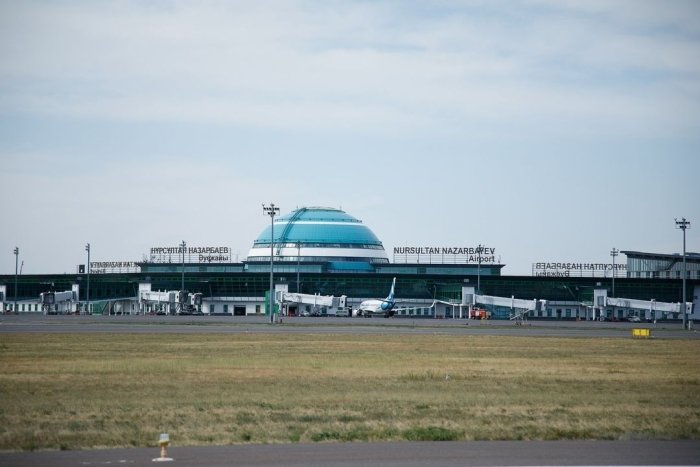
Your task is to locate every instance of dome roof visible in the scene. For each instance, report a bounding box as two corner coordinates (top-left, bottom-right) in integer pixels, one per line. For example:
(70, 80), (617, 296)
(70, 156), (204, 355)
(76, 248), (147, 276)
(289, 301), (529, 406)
(247, 207), (389, 269)
(253, 207), (383, 247)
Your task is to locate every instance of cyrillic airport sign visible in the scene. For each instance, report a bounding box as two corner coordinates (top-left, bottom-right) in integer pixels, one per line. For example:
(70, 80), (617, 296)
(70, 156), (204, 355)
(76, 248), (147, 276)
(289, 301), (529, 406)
(532, 262), (626, 278)
(149, 246), (231, 263)
(77, 246), (233, 273)
(79, 261), (140, 274)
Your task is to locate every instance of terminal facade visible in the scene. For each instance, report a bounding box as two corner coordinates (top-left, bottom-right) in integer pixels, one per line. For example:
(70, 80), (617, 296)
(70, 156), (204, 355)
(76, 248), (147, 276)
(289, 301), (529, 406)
(1, 207), (698, 321)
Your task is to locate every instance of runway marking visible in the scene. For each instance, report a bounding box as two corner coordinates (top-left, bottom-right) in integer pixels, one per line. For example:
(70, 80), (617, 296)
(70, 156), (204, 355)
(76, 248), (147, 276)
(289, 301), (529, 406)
(80, 460), (134, 465)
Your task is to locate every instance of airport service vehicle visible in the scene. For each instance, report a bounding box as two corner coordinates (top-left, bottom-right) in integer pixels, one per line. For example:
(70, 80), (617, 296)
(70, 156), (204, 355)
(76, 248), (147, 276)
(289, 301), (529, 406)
(357, 277), (397, 318)
(470, 307), (491, 319)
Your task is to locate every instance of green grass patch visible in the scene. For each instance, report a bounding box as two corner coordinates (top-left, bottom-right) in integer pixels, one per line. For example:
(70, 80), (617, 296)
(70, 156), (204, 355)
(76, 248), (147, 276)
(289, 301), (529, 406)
(0, 333), (698, 450)
(403, 426), (463, 441)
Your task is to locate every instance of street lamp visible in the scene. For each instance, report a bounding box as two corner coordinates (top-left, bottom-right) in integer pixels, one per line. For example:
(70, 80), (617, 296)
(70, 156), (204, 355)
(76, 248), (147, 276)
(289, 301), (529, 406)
(476, 244), (482, 294)
(297, 241), (301, 294)
(263, 203), (280, 324)
(13, 247), (19, 314)
(675, 218), (691, 330)
(610, 248), (619, 297)
(85, 243), (90, 315)
(180, 240), (187, 292)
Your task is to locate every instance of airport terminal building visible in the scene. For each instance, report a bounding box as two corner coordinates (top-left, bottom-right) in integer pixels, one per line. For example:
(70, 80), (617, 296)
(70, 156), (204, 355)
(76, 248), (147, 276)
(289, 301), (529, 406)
(1, 207), (698, 321)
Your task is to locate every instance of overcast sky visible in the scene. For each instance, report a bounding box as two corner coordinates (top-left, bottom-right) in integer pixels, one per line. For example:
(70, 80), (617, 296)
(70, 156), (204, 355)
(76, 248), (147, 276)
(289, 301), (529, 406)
(1, 0), (699, 276)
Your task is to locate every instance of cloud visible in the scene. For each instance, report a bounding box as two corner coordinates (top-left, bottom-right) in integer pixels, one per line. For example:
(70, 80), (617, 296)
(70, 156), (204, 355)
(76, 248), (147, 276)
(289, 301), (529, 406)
(1, 0), (698, 138)
(1, 1), (699, 274)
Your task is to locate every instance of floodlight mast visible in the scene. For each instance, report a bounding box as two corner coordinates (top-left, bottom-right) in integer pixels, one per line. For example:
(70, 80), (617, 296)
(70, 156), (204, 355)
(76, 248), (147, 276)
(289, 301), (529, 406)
(610, 248), (619, 297)
(263, 203), (280, 324)
(477, 244), (482, 294)
(297, 241), (301, 294)
(85, 243), (90, 315)
(675, 218), (691, 330)
(181, 240), (186, 292)
(13, 247), (19, 314)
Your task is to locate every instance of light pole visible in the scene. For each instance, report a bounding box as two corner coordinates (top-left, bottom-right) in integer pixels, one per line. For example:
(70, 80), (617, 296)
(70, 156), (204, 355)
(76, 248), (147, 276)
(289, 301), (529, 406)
(610, 248), (619, 297)
(263, 203), (279, 324)
(85, 243), (90, 315)
(297, 241), (301, 294)
(13, 247), (19, 314)
(180, 240), (186, 292)
(675, 218), (690, 330)
(476, 244), (482, 294)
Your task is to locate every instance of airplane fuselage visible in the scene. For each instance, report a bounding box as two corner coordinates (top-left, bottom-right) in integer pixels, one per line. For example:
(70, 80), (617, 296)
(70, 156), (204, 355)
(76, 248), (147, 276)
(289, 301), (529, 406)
(359, 299), (394, 313)
(358, 278), (397, 317)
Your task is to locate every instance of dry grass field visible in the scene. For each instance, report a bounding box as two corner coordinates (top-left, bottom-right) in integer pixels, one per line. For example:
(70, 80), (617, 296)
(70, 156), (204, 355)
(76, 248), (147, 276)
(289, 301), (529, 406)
(0, 332), (699, 451)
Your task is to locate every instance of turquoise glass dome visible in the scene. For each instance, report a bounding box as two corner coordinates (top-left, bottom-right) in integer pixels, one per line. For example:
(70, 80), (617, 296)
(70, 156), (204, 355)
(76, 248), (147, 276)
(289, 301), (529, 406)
(247, 207), (389, 270)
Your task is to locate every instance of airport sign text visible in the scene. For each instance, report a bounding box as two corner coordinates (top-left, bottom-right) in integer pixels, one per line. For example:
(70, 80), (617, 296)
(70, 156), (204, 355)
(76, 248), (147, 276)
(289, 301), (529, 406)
(394, 246), (495, 256)
(532, 262), (626, 278)
(393, 246), (497, 264)
(149, 246), (231, 263)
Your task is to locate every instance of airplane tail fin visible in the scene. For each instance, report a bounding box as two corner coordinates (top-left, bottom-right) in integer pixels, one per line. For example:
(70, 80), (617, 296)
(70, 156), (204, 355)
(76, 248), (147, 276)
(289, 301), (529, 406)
(387, 277), (396, 301)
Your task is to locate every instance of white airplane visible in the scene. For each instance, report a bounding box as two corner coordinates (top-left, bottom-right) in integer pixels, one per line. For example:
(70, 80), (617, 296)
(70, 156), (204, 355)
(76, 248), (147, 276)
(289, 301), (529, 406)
(357, 277), (397, 318)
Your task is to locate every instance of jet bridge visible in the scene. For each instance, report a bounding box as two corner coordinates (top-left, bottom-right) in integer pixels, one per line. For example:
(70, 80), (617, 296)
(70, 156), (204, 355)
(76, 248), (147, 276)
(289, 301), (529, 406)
(390, 295), (542, 321)
(40, 286), (79, 314)
(277, 291), (347, 316)
(471, 294), (544, 321)
(139, 290), (203, 315)
(462, 285), (545, 321)
(40, 290), (76, 314)
(606, 297), (691, 317)
(595, 288), (693, 322)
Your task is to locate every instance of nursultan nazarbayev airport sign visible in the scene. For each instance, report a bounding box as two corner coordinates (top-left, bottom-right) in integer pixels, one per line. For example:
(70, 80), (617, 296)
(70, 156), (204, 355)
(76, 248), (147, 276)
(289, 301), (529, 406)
(393, 246), (497, 264)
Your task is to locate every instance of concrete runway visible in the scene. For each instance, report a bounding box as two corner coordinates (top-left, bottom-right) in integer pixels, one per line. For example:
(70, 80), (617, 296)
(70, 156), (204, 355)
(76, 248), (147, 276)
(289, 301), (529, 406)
(0, 313), (698, 339)
(1, 440), (699, 466)
(2, 314), (698, 466)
